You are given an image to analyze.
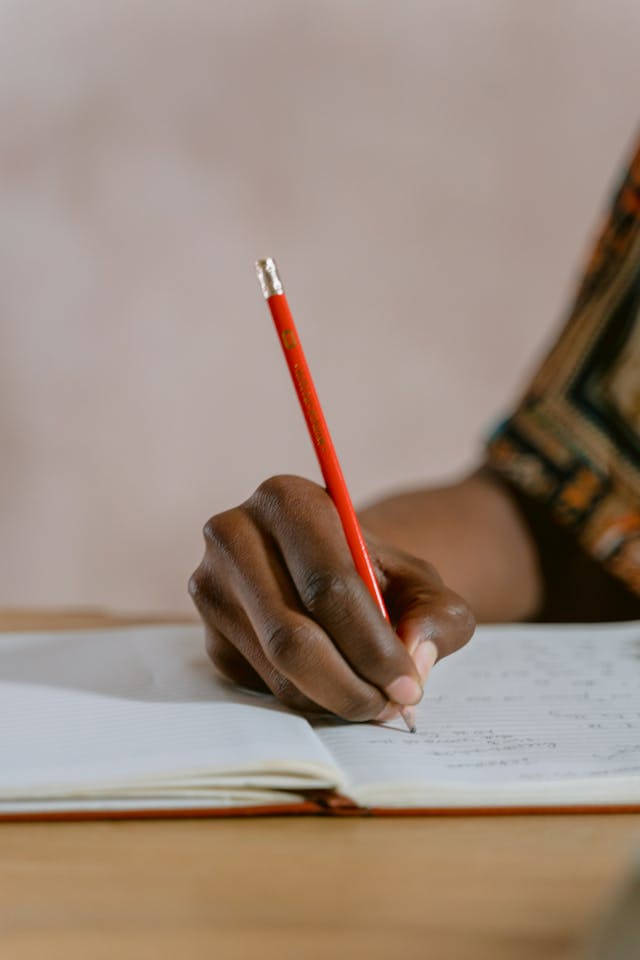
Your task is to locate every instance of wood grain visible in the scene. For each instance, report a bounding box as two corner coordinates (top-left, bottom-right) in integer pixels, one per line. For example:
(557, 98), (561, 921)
(1, 609), (638, 960)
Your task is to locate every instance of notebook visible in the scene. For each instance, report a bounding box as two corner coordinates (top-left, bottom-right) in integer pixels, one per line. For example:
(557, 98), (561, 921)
(2, 621), (639, 819)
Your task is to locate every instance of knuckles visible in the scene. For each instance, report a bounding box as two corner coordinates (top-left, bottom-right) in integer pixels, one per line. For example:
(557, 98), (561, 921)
(262, 622), (314, 673)
(187, 567), (207, 607)
(192, 508), (255, 607)
(257, 473), (319, 500)
(301, 569), (360, 618)
(249, 474), (326, 520)
(188, 560), (224, 608)
(202, 509), (248, 556)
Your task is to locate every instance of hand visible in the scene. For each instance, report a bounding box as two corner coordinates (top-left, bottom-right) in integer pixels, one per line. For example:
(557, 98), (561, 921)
(189, 475), (474, 721)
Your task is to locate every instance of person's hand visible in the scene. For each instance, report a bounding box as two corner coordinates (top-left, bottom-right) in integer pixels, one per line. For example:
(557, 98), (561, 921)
(189, 475), (474, 721)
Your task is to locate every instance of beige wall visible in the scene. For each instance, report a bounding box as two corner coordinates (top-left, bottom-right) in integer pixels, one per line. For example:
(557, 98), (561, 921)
(1, 0), (639, 613)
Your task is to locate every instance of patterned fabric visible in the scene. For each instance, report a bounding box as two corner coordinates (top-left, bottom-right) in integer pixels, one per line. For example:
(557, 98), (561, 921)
(487, 137), (640, 597)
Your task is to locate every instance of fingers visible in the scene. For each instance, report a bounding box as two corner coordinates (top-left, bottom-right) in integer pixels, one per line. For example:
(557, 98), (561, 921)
(194, 569), (320, 714)
(190, 499), (392, 720)
(190, 474), (475, 724)
(248, 476), (423, 707)
(377, 550), (476, 681)
(204, 626), (321, 714)
(203, 626), (268, 692)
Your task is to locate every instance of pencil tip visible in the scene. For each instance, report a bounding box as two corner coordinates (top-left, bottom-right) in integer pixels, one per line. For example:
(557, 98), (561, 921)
(399, 706), (417, 734)
(255, 257), (284, 299)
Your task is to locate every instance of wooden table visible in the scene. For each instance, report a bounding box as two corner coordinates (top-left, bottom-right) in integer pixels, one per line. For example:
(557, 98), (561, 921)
(1, 610), (638, 960)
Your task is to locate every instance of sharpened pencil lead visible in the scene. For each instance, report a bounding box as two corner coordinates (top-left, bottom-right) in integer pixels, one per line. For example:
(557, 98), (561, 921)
(400, 706), (417, 734)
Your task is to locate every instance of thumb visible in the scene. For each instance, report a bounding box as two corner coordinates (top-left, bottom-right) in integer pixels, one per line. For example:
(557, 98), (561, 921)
(385, 565), (475, 682)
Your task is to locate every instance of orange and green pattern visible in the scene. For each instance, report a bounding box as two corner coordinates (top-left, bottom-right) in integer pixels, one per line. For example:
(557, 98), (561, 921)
(487, 137), (640, 596)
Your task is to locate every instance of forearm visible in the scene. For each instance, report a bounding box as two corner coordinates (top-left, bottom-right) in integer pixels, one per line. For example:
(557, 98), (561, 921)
(359, 469), (543, 623)
(360, 468), (640, 623)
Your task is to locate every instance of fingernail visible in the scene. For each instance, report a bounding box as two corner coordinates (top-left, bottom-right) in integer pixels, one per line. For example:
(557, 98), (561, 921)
(413, 640), (438, 681)
(385, 675), (423, 706)
(375, 703), (400, 723)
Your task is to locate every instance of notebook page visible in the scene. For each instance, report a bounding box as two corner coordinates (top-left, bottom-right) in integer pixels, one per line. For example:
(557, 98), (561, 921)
(0, 791), (311, 817)
(314, 622), (640, 808)
(0, 625), (339, 802)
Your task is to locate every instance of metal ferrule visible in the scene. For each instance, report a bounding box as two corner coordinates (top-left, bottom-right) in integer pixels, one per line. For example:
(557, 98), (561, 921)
(255, 257), (284, 298)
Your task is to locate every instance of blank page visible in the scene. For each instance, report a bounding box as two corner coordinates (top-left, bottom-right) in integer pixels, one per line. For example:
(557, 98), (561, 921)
(0, 625), (339, 803)
(314, 622), (640, 807)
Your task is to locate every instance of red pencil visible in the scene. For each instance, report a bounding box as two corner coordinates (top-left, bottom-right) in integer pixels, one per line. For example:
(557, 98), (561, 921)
(255, 257), (416, 733)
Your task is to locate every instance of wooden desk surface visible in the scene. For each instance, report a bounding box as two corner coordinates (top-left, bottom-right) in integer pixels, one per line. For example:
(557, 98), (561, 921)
(1, 610), (639, 960)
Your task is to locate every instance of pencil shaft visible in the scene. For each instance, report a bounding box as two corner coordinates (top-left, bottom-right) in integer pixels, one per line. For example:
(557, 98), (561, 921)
(265, 290), (388, 616)
(256, 258), (416, 734)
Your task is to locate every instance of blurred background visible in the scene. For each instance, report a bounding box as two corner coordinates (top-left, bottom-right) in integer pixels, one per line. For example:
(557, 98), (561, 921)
(1, 0), (639, 613)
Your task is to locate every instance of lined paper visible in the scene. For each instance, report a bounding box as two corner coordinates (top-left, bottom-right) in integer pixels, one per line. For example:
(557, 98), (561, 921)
(314, 622), (640, 806)
(0, 625), (338, 803)
(2, 621), (639, 812)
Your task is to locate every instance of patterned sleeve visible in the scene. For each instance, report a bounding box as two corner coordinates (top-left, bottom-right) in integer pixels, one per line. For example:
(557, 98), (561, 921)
(486, 137), (640, 597)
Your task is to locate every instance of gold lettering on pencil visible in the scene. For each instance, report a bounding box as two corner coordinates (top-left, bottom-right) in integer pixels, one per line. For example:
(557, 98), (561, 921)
(281, 329), (297, 350)
(293, 363), (326, 447)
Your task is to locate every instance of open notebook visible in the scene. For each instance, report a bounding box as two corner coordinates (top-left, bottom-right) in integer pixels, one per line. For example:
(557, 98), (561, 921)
(2, 621), (639, 818)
